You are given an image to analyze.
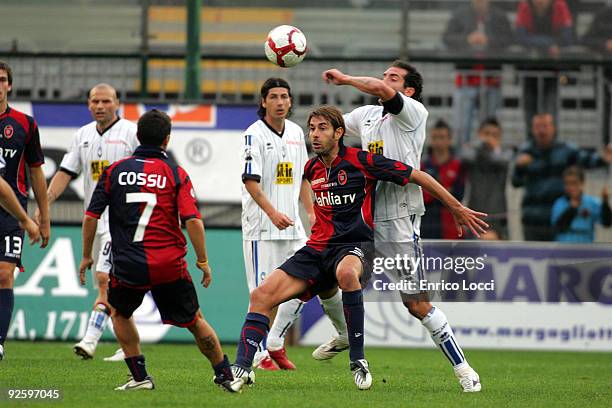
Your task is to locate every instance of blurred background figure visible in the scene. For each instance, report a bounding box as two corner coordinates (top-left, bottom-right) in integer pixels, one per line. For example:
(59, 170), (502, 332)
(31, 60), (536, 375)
(421, 119), (466, 239)
(515, 0), (574, 133)
(512, 113), (612, 241)
(462, 117), (512, 240)
(442, 0), (513, 149)
(582, 2), (612, 146)
(551, 166), (611, 242)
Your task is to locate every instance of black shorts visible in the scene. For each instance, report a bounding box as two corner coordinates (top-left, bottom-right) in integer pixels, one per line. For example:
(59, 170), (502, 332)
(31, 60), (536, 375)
(0, 228), (24, 266)
(108, 275), (200, 327)
(278, 243), (374, 301)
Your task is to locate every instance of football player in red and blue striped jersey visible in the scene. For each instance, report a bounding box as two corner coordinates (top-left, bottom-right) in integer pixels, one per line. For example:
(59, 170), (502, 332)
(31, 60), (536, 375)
(231, 105), (488, 391)
(79, 109), (240, 392)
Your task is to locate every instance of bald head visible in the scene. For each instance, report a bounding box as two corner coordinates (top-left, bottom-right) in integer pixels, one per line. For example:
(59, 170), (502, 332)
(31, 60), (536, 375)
(88, 83), (120, 130)
(88, 83), (118, 101)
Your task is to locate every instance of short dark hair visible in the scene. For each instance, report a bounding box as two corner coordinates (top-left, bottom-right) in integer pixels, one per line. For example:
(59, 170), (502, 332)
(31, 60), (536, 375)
(563, 165), (585, 182)
(0, 60), (13, 86)
(308, 105), (346, 138)
(257, 77), (292, 119)
(391, 60), (423, 103)
(137, 109), (171, 147)
(479, 117), (501, 130)
(433, 118), (451, 134)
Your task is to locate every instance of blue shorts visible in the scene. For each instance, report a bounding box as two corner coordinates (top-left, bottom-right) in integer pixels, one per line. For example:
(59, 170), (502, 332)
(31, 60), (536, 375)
(278, 243), (373, 300)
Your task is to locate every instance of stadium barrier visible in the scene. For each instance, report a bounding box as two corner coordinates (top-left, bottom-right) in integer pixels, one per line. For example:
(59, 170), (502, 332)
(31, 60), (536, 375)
(301, 241), (612, 351)
(9, 227), (248, 343)
(10, 229), (611, 351)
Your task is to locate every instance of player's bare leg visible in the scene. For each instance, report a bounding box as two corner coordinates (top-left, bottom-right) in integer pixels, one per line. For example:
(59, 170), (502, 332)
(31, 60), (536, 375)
(74, 271), (111, 359)
(312, 287), (349, 361)
(404, 296), (481, 392)
(335, 255), (372, 390)
(0, 262), (16, 361)
(186, 310), (240, 392)
(111, 310), (153, 391)
(232, 269), (308, 388)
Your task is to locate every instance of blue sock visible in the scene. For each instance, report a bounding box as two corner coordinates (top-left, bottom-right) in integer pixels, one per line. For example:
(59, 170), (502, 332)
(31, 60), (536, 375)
(124, 355), (149, 381)
(213, 355), (233, 379)
(0, 289), (14, 346)
(342, 290), (365, 361)
(235, 312), (270, 369)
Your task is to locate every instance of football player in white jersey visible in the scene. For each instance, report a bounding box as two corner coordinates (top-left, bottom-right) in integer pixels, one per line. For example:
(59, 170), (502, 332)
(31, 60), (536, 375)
(320, 61), (482, 392)
(37, 83), (139, 360)
(241, 78), (322, 370)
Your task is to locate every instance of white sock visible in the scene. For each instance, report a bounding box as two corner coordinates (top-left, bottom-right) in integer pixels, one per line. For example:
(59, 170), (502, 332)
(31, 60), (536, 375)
(267, 298), (305, 351)
(421, 306), (468, 370)
(82, 303), (110, 344)
(320, 290), (347, 338)
(253, 346), (269, 367)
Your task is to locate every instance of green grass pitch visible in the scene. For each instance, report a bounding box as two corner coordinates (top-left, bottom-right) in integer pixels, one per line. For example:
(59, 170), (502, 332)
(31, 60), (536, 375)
(1, 342), (610, 407)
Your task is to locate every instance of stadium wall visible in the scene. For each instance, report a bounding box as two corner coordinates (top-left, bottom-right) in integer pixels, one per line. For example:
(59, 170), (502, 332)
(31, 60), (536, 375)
(9, 227), (248, 343)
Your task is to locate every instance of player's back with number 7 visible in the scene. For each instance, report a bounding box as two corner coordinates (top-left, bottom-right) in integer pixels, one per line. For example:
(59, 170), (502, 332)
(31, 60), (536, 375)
(86, 130), (198, 287)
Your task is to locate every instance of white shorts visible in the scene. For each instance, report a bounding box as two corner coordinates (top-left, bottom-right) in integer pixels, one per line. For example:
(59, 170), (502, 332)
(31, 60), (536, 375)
(93, 231), (112, 274)
(374, 215), (424, 295)
(242, 239), (306, 293)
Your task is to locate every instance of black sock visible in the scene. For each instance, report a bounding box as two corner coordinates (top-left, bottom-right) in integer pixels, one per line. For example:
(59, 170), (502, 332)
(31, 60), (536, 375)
(0, 289), (14, 346)
(213, 354), (233, 380)
(235, 312), (270, 369)
(342, 289), (365, 361)
(124, 355), (148, 381)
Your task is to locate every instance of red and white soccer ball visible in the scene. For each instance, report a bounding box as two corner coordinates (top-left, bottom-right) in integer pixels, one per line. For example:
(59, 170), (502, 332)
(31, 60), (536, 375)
(264, 25), (307, 68)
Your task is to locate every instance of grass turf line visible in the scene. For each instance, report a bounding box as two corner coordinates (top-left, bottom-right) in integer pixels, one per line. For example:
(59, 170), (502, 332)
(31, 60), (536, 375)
(1, 342), (610, 408)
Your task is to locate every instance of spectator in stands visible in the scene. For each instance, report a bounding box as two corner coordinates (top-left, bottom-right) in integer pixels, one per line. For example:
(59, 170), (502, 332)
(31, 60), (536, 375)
(512, 113), (612, 241)
(442, 0), (513, 148)
(515, 0), (574, 133)
(462, 117), (512, 240)
(551, 166), (611, 242)
(421, 119), (466, 239)
(582, 3), (612, 145)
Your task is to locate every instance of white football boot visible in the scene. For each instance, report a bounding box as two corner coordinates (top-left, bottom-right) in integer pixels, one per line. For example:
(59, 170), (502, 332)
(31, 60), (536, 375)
(114, 376), (155, 391)
(73, 339), (97, 360)
(454, 365), (482, 392)
(103, 348), (126, 362)
(350, 359), (372, 390)
(312, 335), (349, 360)
(231, 364), (255, 389)
(0, 344), (4, 361)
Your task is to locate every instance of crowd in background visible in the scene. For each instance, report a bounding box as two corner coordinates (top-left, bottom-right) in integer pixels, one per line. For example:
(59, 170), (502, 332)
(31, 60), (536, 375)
(419, 112), (612, 243)
(414, 0), (612, 243)
(443, 0), (612, 147)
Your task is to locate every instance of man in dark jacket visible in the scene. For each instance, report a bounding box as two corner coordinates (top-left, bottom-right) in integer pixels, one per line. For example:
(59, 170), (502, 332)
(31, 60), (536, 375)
(512, 113), (612, 241)
(582, 3), (612, 145)
(442, 0), (513, 148)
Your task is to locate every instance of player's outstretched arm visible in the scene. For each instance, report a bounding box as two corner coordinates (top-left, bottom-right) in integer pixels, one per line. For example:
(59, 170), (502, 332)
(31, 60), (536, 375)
(0, 177), (41, 244)
(79, 215), (98, 285)
(244, 179), (294, 230)
(185, 218), (212, 288)
(410, 168), (489, 237)
(29, 166), (51, 248)
(322, 68), (396, 101)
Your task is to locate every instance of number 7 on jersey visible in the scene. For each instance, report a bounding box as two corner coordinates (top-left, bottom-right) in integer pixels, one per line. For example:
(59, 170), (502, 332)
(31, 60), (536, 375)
(126, 192), (157, 242)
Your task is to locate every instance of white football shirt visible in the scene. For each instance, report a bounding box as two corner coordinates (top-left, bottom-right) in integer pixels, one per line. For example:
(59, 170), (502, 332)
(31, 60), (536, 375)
(344, 93), (428, 221)
(241, 118), (308, 241)
(60, 118), (138, 230)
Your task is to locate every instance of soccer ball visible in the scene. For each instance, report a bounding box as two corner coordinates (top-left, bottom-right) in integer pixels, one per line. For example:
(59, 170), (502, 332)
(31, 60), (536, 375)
(264, 25), (307, 68)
